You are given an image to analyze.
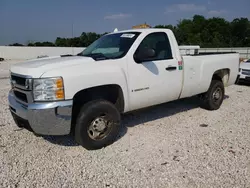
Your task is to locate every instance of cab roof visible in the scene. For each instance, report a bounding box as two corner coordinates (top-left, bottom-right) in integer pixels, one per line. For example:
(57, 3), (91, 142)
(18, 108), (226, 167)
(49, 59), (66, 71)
(110, 28), (172, 34)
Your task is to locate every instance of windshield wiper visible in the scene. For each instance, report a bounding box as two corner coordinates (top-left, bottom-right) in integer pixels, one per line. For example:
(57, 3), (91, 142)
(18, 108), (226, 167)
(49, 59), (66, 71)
(80, 53), (111, 61)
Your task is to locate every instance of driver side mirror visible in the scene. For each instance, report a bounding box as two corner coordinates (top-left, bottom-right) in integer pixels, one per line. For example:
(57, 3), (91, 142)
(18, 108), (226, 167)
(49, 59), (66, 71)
(134, 48), (156, 63)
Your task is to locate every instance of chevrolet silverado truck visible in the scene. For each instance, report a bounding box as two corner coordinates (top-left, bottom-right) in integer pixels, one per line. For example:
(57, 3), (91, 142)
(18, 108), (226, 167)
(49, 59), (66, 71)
(8, 28), (239, 150)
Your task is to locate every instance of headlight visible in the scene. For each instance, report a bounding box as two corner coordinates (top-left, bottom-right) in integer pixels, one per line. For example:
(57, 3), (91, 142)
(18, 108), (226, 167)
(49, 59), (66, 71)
(33, 77), (65, 101)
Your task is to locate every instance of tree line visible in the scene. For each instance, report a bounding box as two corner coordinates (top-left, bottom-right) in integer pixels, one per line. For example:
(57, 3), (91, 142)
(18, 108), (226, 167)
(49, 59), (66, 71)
(8, 15), (250, 48)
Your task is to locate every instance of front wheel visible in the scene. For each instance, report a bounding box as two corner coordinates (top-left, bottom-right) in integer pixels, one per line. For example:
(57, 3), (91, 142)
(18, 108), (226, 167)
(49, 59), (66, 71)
(200, 80), (225, 110)
(74, 100), (121, 150)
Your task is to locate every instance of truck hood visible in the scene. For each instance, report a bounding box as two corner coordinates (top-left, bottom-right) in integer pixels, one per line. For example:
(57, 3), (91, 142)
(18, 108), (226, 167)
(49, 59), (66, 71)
(240, 62), (250, 70)
(10, 56), (95, 78)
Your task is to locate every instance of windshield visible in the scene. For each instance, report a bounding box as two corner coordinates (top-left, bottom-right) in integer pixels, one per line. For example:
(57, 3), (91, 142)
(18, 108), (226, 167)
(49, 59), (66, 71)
(246, 59), (250, 63)
(78, 32), (141, 60)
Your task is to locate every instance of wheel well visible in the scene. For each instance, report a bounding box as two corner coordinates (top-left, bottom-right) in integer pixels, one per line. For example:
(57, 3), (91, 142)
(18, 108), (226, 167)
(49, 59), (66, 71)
(70, 84), (124, 133)
(212, 69), (230, 86)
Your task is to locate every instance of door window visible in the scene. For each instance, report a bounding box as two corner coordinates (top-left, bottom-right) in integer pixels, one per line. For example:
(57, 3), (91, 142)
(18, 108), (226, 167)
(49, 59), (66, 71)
(134, 32), (173, 62)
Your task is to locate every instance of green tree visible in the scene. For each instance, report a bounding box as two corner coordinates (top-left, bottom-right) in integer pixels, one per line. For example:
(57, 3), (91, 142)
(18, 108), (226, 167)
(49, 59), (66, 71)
(9, 43), (24, 46)
(231, 18), (250, 47)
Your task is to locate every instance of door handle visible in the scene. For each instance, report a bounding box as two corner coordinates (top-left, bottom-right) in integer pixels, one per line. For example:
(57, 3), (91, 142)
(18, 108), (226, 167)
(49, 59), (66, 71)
(165, 66), (177, 71)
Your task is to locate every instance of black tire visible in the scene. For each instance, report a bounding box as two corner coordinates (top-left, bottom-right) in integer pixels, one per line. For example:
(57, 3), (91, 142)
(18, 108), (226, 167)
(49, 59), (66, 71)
(200, 80), (225, 110)
(74, 99), (121, 150)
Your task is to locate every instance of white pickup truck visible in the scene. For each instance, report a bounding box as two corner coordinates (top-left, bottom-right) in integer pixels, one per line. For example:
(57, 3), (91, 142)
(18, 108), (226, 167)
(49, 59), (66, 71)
(8, 28), (239, 150)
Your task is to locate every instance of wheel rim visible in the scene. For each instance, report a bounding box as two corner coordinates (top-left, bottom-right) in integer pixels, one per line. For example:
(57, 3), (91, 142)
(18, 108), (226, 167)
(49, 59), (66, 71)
(212, 87), (222, 103)
(88, 114), (113, 140)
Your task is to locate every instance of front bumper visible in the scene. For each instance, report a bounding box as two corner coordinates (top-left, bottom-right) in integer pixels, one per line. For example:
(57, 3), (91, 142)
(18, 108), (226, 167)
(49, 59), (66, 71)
(237, 73), (250, 83)
(8, 90), (73, 135)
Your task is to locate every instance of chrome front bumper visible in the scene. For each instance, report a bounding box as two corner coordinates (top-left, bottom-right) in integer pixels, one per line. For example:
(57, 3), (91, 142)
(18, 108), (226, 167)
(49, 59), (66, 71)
(8, 90), (73, 135)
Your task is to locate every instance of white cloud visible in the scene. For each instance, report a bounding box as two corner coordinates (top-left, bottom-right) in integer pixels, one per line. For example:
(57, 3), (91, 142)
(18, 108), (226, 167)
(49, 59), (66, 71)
(208, 10), (227, 16)
(165, 3), (228, 18)
(165, 4), (207, 13)
(104, 13), (132, 20)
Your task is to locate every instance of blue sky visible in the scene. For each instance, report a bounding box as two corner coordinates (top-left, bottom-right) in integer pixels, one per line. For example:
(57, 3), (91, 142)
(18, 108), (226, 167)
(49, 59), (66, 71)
(0, 0), (249, 45)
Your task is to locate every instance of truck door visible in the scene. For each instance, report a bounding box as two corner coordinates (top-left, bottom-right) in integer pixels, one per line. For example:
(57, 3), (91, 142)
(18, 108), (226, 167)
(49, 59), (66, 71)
(127, 31), (183, 111)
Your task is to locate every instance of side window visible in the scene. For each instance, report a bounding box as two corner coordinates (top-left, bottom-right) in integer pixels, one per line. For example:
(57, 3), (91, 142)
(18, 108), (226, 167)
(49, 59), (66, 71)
(135, 32), (173, 62)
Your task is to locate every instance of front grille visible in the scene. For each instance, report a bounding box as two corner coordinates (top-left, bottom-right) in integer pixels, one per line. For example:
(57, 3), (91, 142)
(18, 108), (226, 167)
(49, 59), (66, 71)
(242, 69), (250, 76)
(10, 74), (32, 90)
(14, 90), (28, 103)
(11, 75), (26, 86)
(10, 73), (33, 104)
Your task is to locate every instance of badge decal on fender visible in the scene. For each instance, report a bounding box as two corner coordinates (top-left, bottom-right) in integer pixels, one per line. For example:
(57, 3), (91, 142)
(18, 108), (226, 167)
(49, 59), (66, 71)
(178, 61), (183, 70)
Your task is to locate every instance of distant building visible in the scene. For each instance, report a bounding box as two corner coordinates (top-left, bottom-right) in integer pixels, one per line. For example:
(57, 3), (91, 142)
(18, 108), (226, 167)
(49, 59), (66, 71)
(132, 23), (152, 29)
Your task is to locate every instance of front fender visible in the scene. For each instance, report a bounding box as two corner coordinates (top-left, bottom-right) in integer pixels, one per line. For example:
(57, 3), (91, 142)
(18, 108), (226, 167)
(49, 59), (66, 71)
(42, 63), (130, 112)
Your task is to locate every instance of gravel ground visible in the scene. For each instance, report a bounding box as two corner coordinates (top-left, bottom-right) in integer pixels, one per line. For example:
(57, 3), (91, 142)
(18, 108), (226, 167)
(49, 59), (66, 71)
(0, 61), (250, 188)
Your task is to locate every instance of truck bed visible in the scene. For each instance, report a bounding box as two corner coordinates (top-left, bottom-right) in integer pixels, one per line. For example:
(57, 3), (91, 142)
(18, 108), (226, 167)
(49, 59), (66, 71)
(180, 53), (239, 99)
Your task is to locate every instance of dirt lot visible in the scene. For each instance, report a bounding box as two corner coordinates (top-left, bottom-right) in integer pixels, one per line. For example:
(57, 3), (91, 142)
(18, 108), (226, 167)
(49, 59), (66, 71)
(0, 60), (250, 187)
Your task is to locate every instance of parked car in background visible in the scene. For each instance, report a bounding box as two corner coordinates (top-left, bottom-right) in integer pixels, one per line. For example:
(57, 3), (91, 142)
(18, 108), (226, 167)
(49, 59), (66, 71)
(237, 59), (250, 83)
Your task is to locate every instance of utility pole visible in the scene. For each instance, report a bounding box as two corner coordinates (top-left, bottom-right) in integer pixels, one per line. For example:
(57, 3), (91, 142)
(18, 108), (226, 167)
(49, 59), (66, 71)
(71, 22), (74, 55)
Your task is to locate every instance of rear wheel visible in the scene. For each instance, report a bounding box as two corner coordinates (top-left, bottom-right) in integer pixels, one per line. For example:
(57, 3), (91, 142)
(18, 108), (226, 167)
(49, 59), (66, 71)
(200, 80), (225, 110)
(74, 99), (121, 150)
